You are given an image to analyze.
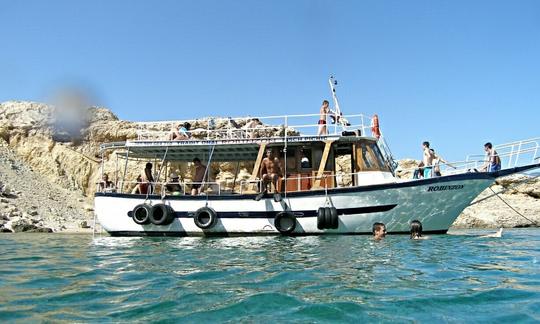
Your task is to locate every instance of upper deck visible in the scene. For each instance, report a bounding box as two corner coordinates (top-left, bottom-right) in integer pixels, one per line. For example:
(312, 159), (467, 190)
(99, 112), (395, 162)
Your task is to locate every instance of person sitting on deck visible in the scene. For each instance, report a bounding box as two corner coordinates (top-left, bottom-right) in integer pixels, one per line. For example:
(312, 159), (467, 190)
(169, 122), (191, 140)
(191, 158), (206, 195)
(131, 174), (149, 195)
(256, 148), (283, 202)
(317, 100), (330, 136)
(165, 172), (182, 196)
(413, 162), (425, 179)
(300, 150), (311, 168)
(243, 118), (262, 139)
(98, 173), (115, 192)
(480, 142), (501, 172)
(372, 222), (387, 240)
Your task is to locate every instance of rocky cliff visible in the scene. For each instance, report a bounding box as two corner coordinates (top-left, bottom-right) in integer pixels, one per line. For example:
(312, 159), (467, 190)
(0, 101), (538, 232)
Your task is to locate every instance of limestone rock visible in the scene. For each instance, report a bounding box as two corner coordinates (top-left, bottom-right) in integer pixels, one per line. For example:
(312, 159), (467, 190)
(0, 100), (538, 231)
(11, 219), (52, 233)
(453, 175), (540, 228)
(395, 159), (420, 179)
(79, 220), (90, 228)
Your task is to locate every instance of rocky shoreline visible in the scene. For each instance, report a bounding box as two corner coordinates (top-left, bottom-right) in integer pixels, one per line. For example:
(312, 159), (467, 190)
(0, 140), (94, 233)
(0, 101), (538, 233)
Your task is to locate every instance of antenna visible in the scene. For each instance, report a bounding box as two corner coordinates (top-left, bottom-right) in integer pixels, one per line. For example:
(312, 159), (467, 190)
(328, 76), (340, 115)
(328, 76), (350, 130)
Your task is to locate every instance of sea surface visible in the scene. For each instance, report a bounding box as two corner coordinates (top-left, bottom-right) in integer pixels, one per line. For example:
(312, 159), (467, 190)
(1, 230), (539, 323)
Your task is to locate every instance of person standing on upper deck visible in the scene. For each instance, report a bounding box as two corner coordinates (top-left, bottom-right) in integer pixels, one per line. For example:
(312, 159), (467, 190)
(317, 100), (330, 136)
(422, 141), (435, 178)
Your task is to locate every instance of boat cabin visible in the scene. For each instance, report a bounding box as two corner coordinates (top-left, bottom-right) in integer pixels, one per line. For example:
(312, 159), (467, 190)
(100, 134), (395, 196)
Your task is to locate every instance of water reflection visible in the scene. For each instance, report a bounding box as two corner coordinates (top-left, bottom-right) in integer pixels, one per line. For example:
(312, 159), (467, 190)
(0, 230), (539, 322)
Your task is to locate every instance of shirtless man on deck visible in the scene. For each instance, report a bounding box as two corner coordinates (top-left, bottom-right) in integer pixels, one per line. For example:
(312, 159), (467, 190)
(256, 148), (283, 201)
(422, 141), (434, 178)
(317, 100), (330, 136)
(191, 158), (206, 195)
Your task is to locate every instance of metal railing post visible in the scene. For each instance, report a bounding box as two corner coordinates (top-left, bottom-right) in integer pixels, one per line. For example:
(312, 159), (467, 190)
(515, 142), (523, 167)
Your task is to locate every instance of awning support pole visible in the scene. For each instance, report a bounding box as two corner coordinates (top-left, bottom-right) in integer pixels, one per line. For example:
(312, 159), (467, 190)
(121, 149), (130, 193)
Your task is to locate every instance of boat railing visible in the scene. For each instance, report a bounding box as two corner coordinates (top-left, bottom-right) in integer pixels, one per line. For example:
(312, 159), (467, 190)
(398, 138), (540, 180)
(465, 137), (540, 169)
(377, 135), (398, 173)
(134, 113), (378, 141)
(97, 169), (394, 196)
(101, 180), (224, 196)
(237, 171), (392, 194)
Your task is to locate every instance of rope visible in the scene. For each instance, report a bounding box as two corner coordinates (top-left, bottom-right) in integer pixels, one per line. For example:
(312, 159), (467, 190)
(488, 186), (538, 227)
(470, 174), (540, 206)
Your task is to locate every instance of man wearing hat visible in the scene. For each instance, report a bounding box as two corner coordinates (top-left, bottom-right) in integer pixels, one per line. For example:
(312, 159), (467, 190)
(165, 172), (182, 195)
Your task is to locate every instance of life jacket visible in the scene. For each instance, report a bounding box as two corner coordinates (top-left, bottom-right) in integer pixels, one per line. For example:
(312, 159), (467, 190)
(371, 114), (381, 139)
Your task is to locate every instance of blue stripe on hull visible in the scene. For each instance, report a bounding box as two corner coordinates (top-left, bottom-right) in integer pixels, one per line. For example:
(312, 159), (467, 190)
(126, 204), (398, 219)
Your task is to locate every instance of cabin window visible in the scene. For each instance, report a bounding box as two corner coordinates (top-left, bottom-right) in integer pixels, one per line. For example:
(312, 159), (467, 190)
(355, 140), (390, 172)
(334, 144), (353, 187)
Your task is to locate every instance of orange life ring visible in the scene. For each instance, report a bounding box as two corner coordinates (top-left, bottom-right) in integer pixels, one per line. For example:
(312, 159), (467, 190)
(371, 114), (381, 139)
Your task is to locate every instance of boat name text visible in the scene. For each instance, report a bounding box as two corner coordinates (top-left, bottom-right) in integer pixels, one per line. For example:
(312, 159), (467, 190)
(427, 185), (464, 192)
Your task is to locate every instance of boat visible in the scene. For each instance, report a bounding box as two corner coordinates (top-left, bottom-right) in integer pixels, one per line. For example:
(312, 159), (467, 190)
(94, 78), (540, 236)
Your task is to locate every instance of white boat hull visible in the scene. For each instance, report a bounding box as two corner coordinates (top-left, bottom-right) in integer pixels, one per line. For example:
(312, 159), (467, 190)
(95, 174), (495, 236)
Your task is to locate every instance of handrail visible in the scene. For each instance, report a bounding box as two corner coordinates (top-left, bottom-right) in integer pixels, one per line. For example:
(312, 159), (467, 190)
(465, 138), (539, 170)
(98, 168), (396, 196)
(102, 180), (224, 196)
(134, 112), (377, 141)
(132, 113), (370, 125)
(400, 139), (539, 179)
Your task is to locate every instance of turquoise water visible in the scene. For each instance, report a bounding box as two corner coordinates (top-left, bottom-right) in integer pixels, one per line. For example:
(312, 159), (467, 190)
(1, 230), (539, 323)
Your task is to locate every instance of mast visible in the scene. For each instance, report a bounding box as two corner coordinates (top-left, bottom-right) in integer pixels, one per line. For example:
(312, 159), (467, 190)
(328, 76), (343, 134)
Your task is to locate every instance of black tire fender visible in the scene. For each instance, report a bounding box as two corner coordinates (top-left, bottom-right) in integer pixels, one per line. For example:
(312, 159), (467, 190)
(150, 204), (175, 225)
(324, 207), (333, 229)
(317, 207), (327, 230)
(194, 207), (217, 229)
(275, 211), (296, 235)
(329, 207), (338, 229)
(132, 204), (152, 225)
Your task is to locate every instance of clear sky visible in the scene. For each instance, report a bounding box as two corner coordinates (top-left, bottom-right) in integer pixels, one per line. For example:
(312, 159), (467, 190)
(1, 0), (539, 161)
